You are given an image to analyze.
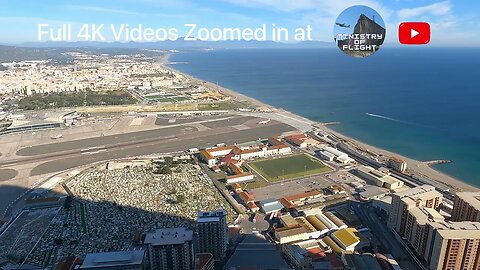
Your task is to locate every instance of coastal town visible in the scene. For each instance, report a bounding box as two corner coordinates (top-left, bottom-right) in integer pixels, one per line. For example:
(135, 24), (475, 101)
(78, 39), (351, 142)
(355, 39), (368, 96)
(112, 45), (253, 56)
(0, 49), (479, 270)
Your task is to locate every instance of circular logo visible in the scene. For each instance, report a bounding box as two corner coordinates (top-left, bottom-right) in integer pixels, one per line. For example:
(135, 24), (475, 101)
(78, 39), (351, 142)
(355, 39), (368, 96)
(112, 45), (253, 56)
(334, 5), (386, 58)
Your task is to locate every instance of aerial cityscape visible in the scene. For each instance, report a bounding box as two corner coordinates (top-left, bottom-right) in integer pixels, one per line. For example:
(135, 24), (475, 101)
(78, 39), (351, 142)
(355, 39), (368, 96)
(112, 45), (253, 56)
(1, 1), (480, 270)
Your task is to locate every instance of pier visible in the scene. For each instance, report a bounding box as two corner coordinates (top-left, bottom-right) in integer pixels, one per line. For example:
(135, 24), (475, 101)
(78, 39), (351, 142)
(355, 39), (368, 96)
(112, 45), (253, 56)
(423, 160), (452, 166)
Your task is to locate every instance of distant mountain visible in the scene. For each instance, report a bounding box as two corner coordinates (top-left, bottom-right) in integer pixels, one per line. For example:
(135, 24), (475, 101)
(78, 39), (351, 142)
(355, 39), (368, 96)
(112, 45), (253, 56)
(0, 45), (71, 62)
(0, 40), (334, 62)
(16, 39), (334, 50)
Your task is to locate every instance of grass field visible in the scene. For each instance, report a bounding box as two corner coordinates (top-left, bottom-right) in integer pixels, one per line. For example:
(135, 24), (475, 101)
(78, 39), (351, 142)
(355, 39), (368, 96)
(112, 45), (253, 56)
(242, 179), (270, 189)
(249, 154), (332, 182)
(147, 96), (191, 103)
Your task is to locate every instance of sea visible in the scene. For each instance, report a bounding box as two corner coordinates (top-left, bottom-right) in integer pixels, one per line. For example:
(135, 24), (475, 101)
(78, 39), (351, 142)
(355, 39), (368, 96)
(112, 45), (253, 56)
(169, 48), (480, 187)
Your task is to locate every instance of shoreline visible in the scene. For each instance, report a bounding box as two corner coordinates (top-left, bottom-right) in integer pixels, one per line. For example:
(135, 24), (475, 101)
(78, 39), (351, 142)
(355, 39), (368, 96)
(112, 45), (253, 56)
(164, 54), (479, 193)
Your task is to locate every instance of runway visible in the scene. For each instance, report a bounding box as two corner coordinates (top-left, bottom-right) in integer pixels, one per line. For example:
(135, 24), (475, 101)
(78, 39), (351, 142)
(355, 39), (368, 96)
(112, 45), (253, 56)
(0, 115), (295, 176)
(30, 123), (293, 175)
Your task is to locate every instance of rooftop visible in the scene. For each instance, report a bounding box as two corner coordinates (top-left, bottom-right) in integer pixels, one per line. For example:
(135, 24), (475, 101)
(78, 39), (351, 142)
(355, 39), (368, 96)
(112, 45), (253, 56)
(395, 184), (439, 200)
(284, 190), (322, 202)
(259, 198), (283, 213)
(431, 221), (480, 239)
(359, 186), (389, 199)
(225, 234), (289, 269)
(80, 250), (145, 269)
(332, 228), (360, 247)
(197, 210), (227, 222)
(342, 253), (382, 270)
(144, 227), (193, 246)
(322, 236), (344, 253)
(276, 225), (309, 238)
(456, 192), (480, 210)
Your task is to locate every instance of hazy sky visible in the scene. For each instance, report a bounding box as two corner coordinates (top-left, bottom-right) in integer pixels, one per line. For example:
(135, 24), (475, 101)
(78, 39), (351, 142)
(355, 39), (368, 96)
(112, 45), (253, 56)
(0, 0), (479, 46)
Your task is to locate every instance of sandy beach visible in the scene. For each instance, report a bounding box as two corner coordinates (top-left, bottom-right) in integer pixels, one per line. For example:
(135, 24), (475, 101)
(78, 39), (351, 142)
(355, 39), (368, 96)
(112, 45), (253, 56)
(165, 54), (479, 193)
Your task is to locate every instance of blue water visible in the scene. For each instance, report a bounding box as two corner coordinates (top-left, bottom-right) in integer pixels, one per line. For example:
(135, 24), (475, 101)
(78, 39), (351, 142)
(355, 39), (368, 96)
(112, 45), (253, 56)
(169, 48), (480, 187)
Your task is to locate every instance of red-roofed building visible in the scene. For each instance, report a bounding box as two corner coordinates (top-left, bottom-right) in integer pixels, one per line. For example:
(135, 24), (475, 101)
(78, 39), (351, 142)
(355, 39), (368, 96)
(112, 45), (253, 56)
(231, 183), (243, 193)
(307, 247), (326, 261)
(200, 150), (216, 167)
(226, 172), (254, 184)
(285, 134), (309, 148)
(239, 191), (254, 204)
(280, 190), (323, 209)
(280, 197), (296, 210)
(247, 202), (259, 212)
(285, 134), (320, 148)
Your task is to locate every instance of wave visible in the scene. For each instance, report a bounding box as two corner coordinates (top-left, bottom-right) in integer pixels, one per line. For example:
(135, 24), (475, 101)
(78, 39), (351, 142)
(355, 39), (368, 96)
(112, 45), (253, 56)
(365, 113), (413, 125)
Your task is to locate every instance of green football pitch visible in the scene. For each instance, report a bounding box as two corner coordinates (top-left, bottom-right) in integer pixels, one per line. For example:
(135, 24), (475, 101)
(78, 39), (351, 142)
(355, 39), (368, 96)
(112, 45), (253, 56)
(249, 154), (332, 182)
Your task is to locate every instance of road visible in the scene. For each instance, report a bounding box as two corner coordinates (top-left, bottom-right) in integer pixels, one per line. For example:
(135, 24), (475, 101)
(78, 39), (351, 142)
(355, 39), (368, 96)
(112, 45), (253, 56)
(353, 202), (426, 270)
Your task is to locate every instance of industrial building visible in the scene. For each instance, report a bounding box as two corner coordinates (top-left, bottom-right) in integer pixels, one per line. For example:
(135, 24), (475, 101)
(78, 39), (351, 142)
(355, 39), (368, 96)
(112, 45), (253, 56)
(258, 198), (284, 214)
(279, 190), (324, 210)
(0, 110), (78, 135)
(331, 228), (360, 252)
(356, 165), (404, 191)
(284, 133), (320, 148)
(318, 147), (355, 164)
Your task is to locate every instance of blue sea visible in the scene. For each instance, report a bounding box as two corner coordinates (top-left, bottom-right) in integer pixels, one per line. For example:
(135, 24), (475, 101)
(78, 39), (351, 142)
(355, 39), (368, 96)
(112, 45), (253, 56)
(169, 48), (480, 187)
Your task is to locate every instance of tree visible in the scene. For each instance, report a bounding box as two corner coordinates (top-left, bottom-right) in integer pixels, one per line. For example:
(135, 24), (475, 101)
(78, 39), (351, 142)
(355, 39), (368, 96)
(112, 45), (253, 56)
(164, 156), (174, 166)
(176, 195), (186, 204)
(161, 166), (172, 174)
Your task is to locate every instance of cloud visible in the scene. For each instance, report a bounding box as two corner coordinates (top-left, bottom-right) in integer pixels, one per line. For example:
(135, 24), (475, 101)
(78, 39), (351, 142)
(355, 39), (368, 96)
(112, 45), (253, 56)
(0, 16), (76, 25)
(220, 0), (317, 12)
(397, 1), (451, 20)
(221, 0), (391, 17)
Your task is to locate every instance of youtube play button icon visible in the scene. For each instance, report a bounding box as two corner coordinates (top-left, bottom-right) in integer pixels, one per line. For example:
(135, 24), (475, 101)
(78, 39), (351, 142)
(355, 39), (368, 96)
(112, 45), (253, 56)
(399, 22), (430, 45)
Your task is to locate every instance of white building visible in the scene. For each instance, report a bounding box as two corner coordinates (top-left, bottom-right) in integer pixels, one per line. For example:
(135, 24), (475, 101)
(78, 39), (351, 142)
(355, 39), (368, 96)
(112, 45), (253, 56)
(322, 147), (354, 164)
(356, 165), (404, 191)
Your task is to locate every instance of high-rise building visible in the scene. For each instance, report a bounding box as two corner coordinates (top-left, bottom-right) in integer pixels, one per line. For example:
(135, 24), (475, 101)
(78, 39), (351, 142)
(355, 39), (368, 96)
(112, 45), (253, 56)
(144, 227), (194, 270)
(424, 221), (480, 270)
(197, 210), (228, 261)
(402, 207), (444, 258)
(389, 187), (480, 270)
(388, 185), (442, 235)
(80, 250), (146, 270)
(451, 192), (480, 222)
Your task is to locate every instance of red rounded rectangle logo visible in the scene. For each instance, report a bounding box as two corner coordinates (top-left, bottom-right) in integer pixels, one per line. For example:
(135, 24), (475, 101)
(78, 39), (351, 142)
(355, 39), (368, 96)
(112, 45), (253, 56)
(399, 22), (430, 45)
